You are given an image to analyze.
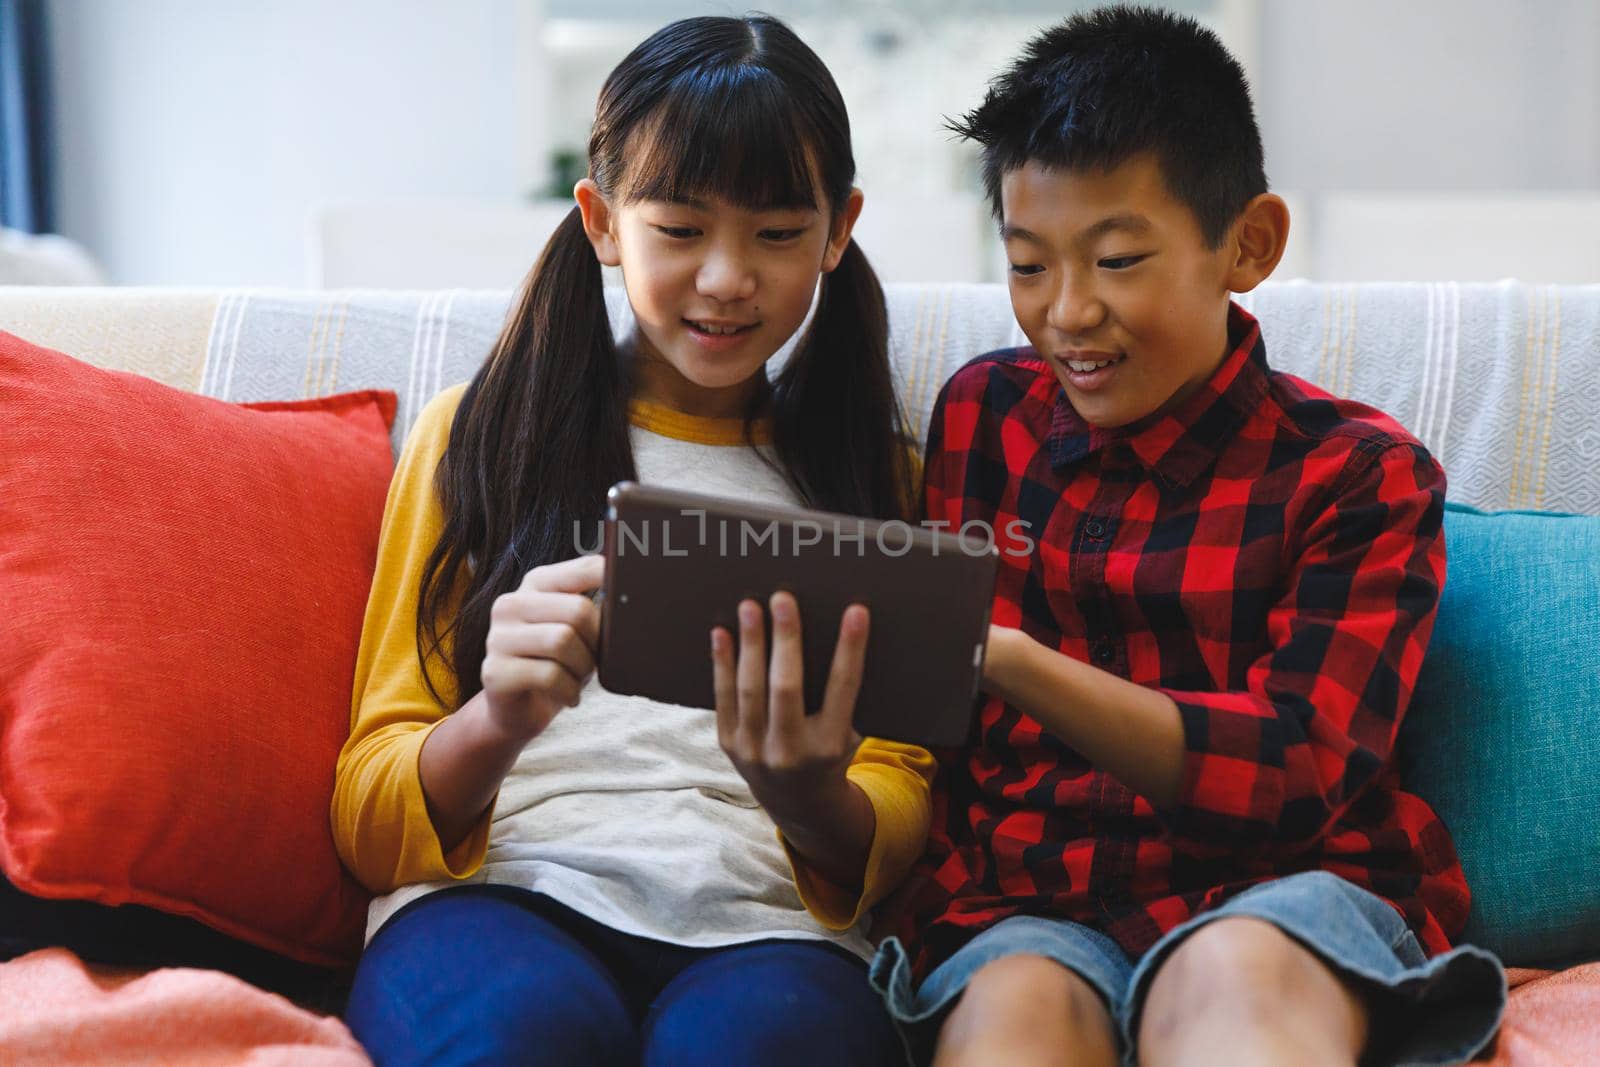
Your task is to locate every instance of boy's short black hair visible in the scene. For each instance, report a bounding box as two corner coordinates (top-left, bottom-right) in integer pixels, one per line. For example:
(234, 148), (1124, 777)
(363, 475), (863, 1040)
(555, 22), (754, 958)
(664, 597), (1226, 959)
(950, 4), (1267, 248)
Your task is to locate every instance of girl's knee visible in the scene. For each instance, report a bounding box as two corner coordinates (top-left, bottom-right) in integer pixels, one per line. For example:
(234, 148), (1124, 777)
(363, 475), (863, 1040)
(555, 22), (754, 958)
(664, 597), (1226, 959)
(346, 892), (637, 1067)
(351, 951), (637, 1067)
(644, 944), (894, 1067)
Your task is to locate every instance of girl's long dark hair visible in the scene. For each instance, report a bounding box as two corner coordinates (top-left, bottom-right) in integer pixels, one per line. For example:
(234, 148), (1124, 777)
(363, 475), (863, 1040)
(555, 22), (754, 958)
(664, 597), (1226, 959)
(417, 15), (915, 707)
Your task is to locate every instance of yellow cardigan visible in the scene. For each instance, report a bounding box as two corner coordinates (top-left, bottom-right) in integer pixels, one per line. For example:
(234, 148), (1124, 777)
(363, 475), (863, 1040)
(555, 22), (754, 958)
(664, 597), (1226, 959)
(330, 383), (935, 931)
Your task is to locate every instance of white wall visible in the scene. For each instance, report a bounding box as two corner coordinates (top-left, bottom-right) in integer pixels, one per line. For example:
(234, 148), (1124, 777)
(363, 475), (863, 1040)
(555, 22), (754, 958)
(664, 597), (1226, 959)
(44, 0), (1600, 287)
(1258, 0), (1600, 194)
(48, 0), (533, 286)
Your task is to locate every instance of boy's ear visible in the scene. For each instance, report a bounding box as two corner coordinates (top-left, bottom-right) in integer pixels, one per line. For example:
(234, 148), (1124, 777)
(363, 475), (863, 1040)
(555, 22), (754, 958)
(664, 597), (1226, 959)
(822, 187), (866, 273)
(1223, 192), (1290, 293)
(574, 179), (622, 267)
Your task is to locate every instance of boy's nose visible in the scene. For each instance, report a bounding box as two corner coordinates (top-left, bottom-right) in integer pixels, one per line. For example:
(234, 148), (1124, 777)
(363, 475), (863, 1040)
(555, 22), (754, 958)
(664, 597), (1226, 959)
(696, 250), (758, 303)
(1047, 278), (1107, 336)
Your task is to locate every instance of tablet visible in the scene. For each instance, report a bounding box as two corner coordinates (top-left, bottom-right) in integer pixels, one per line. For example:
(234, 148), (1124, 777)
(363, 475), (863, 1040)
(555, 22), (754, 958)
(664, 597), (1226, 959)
(597, 481), (998, 748)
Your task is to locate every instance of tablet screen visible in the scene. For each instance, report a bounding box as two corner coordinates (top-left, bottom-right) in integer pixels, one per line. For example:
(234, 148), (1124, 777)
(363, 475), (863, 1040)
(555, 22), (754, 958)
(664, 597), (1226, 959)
(598, 482), (997, 748)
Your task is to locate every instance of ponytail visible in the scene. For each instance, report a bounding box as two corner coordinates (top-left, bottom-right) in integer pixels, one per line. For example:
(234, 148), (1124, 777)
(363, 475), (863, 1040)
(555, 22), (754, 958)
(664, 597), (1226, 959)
(415, 207), (635, 707)
(770, 238), (917, 521)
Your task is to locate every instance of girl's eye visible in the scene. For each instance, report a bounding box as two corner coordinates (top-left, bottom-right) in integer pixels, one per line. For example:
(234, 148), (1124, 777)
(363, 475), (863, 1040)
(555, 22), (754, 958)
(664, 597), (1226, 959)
(1008, 263), (1044, 277)
(654, 226), (700, 239)
(1098, 254), (1148, 270)
(759, 228), (806, 242)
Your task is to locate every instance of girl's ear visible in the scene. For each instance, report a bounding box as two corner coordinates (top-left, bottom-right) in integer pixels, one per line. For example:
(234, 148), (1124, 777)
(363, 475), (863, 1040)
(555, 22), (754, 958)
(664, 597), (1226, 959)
(821, 187), (865, 273)
(1224, 192), (1290, 293)
(574, 179), (622, 267)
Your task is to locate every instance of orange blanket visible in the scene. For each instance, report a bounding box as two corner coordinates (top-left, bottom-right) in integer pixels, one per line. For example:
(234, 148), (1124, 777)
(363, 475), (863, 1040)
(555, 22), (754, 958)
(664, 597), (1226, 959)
(2, 947), (1594, 1064)
(1487, 965), (1600, 1066)
(0, 948), (370, 1066)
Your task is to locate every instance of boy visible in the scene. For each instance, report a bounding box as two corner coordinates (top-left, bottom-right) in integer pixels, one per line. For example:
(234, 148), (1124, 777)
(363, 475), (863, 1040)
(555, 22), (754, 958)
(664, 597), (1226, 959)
(871, 8), (1505, 1066)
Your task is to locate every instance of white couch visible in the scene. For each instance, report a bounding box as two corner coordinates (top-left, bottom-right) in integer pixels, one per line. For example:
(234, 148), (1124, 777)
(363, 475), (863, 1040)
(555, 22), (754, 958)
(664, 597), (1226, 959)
(1, 281), (1598, 1065)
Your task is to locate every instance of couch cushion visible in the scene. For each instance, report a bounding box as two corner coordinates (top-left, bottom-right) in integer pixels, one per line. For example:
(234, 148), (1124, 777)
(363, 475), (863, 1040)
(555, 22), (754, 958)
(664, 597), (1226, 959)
(1401, 502), (1600, 966)
(0, 331), (393, 965)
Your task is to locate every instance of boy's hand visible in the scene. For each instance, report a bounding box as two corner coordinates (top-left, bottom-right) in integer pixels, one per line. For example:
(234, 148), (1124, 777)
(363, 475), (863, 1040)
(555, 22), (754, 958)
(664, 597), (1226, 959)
(980, 623), (1025, 700)
(974, 620), (1187, 809)
(711, 592), (870, 853)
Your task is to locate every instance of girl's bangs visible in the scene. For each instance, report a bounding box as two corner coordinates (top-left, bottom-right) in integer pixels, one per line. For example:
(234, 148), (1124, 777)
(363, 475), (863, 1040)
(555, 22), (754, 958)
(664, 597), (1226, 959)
(619, 71), (822, 213)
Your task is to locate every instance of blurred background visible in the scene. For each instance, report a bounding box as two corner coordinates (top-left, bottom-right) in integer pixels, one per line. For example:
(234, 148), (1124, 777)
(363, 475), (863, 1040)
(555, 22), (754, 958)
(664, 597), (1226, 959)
(3, 0), (1598, 288)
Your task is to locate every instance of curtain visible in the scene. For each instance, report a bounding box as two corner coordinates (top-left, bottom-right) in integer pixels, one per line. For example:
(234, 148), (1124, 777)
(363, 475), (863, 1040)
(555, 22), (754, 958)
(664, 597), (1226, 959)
(0, 0), (53, 233)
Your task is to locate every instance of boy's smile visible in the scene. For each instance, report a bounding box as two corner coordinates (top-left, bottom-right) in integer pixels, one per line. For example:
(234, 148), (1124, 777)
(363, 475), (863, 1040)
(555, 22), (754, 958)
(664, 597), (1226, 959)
(1000, 155), (1240, 430)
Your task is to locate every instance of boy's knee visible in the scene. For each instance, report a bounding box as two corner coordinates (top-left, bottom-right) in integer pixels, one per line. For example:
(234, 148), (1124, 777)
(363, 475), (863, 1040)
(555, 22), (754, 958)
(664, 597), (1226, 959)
(1138, 917), (1366, 1057)
(936, 955), (1116, 1067)
(1165, 917), (1299, 981)
(1143, 918), (1302, 1025)
(1138, 921), (1284, 1063)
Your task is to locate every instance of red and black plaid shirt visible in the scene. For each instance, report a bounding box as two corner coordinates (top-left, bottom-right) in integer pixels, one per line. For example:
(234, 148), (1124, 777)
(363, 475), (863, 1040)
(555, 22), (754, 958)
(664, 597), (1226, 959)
(887, 303), (1469, 975)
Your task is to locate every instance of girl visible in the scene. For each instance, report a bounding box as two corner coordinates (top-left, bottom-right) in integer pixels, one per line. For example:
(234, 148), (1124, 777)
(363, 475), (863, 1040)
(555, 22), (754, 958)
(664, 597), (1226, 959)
(333, 15), (932, 1067)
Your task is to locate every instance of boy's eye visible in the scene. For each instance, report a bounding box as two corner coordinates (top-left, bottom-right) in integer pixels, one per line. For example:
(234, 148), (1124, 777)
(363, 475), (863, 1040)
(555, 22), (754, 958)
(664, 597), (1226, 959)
(1008, 263), (1044, 277)
(1098, 254), (1148, 270)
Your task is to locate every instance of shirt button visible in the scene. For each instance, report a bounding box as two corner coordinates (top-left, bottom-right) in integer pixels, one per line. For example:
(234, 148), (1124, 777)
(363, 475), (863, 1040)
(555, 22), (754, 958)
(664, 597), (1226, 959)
(1093, 641), (1116, 665)
(1085, 518), (1107, 540)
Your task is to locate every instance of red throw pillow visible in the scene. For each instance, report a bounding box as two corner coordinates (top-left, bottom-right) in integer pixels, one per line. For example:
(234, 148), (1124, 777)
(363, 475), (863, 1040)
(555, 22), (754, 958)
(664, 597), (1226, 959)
(0, 331), (395, 965)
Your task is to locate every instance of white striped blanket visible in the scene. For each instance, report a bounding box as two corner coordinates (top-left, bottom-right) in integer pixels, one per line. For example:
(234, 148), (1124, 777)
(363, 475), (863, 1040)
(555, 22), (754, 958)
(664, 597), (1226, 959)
(2, 281), (1596, 515)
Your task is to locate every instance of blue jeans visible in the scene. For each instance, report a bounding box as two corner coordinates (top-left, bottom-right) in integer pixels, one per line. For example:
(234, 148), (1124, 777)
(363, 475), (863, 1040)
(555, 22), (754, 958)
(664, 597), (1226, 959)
(345, 884), (898, 1067)
(871, 872), (1506, 1067)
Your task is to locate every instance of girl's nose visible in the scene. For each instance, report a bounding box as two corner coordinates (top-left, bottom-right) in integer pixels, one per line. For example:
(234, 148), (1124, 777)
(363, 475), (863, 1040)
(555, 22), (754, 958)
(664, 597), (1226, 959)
(696, 247), (758, 303)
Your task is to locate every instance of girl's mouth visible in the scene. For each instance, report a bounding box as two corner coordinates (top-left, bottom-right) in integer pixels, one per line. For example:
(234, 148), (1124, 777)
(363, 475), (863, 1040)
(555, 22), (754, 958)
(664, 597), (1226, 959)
(684, 319), (758, 349)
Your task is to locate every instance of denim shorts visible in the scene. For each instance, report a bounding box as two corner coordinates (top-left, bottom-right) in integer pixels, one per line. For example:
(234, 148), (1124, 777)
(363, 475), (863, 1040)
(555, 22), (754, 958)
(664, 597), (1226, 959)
(870, 871), (1506, 1067)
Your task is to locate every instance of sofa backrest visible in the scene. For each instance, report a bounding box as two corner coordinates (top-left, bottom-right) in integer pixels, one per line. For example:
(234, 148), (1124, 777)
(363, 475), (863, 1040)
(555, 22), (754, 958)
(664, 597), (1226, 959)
(2, 281), (1596, 515)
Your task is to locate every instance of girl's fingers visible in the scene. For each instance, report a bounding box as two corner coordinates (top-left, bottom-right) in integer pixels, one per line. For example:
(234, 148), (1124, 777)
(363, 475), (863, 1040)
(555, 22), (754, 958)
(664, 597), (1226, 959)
(818, 603), (870, 739)
(766, 591), (807, 745)
(711, 626), (738, 749)
(735, 599), (768, 742)
(524, 554), (606, 596)
(486, 620), (597, 681)
(567, 595), (602, 655)
(481, 651), (585, 708)
(492, 590), (600, 654)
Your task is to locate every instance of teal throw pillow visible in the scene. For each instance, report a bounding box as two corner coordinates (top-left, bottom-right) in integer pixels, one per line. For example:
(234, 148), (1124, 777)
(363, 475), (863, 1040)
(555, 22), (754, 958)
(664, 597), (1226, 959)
(1400, 502), (1600, 967)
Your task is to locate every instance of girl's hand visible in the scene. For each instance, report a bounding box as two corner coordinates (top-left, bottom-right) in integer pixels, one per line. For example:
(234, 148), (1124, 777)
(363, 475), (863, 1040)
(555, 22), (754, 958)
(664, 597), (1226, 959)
(480, 554), (604, 743)
(711, 591), (868, 823)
